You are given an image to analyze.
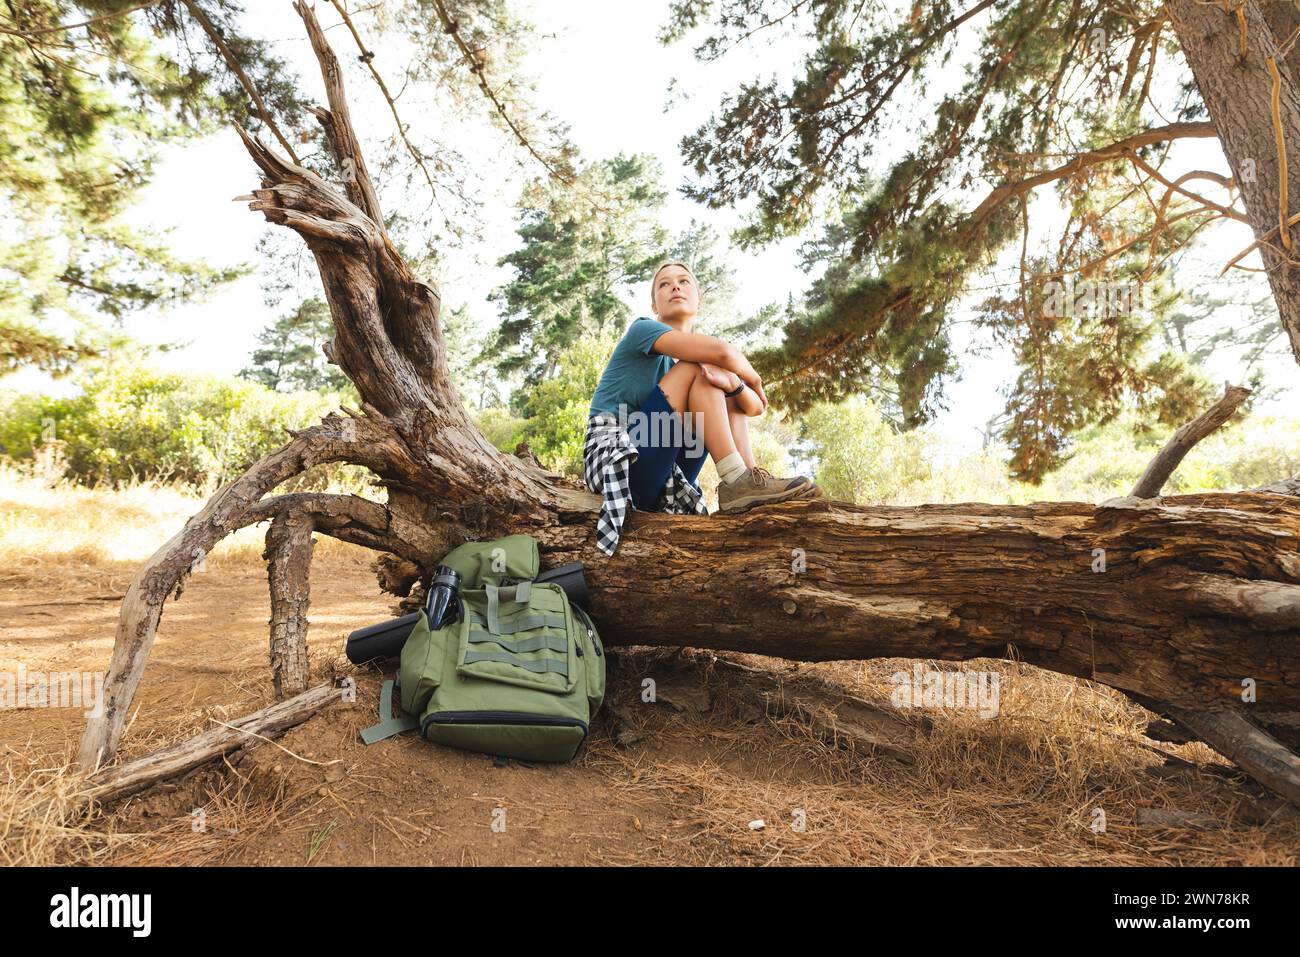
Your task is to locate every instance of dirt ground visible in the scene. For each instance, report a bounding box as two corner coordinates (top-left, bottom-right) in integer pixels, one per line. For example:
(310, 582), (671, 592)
(3, 545), (1299, 866)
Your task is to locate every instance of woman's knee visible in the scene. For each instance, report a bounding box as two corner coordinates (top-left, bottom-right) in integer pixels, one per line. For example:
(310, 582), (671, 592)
(670, 360), (701, 382)
(657, 361), (700, 414)
(686, 375), (726, 412)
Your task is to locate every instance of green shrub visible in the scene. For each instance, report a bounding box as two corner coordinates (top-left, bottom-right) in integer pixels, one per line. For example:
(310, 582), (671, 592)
(513, 331), (618, 478)
(0, 361), (351, 493)
(471, 406), (530, 455)
(801, 397), (1300, 505)
(802, 395), (931, 504)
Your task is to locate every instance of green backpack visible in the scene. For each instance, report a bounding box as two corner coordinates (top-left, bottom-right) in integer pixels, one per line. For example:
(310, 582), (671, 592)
(361, 534), (605, 762)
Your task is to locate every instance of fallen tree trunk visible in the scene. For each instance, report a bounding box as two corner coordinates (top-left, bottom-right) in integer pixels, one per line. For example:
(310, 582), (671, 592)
(78, 1), (1300, 806)
(85, 682), (346, 806)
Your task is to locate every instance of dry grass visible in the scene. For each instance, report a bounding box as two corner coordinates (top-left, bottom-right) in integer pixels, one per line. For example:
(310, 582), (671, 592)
(0, 744), (132, 866)
(8, 652), (1297, 867)
(2, 471), (1297, 866)
(105, 764), (325, 867)
(0, 464), (383, 866)
(584, 650), (1299, 866)
(0, 461), (367, 578)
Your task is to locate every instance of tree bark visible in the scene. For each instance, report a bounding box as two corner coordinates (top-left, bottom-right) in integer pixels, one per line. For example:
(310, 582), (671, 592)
(1169, 0), (1300, 362)
(256, 490), (446, 697)
(263, 510), (315, 698)
(77, 1), (1300, 807)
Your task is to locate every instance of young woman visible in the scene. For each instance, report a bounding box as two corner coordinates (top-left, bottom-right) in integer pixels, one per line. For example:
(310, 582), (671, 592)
(582, 260), (818, 555)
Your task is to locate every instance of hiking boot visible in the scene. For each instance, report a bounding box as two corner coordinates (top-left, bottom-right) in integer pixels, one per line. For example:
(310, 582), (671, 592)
(717, 466), (817, 513)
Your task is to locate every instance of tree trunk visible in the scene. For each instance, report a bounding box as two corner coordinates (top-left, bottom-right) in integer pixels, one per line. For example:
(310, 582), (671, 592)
(77, 1), (1300, 807)
(264, 509), (314, 698)
(1169, 0), (1300, 362)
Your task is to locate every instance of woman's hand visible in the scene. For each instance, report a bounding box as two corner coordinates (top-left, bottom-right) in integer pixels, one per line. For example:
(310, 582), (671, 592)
(699, 363), (741, 393)
(716, 344), (769, 413)
(704, 362), (766, 415)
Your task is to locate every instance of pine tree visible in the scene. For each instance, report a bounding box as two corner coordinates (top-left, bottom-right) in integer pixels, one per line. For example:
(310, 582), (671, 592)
(241, 298), (352, 394)
(484, 153), (672, 393)
(662, 0), (1291, 479)
(0, 0), (315, 375)
(484, 156), (782, 415)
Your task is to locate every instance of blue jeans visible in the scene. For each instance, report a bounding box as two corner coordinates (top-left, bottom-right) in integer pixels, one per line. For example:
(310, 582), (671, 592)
(627, 384), (706, 510)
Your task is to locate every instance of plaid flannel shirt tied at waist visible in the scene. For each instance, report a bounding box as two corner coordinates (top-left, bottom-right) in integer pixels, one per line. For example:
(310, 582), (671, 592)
(582, 413), (708, 556)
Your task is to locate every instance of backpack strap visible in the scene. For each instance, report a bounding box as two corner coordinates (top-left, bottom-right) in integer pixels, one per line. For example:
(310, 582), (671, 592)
(361, 678), (419, 744)
(484, 580), (531, 634)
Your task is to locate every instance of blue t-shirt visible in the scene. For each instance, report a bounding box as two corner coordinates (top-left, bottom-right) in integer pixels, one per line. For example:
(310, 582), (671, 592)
(589, 317), (676, 418)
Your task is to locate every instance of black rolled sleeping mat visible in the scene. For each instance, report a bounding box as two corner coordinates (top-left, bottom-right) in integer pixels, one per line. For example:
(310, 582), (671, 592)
(345, 611), (420, 664)
(533, 561), (590, 610)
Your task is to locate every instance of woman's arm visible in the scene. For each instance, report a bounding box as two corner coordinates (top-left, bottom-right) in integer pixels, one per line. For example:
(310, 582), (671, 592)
(653, 331), (768, 411)
(651, 329), (732, 365)
(699, 363), (764, 416)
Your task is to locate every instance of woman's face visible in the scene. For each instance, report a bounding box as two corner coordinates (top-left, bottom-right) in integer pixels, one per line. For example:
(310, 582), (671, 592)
(651, 266), (700, 323)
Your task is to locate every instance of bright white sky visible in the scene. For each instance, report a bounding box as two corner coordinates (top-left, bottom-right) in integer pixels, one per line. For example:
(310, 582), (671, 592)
(7, 0), (1297, 453)
(95, 0), (818, 406)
